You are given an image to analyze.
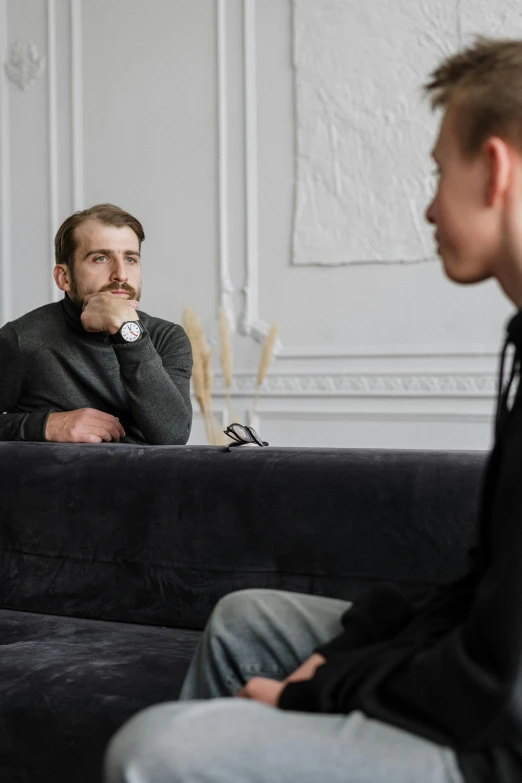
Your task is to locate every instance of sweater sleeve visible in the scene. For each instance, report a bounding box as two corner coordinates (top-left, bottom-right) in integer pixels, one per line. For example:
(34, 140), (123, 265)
(0, 323), (50, 442)
(280, 431), (522, 750)
(112, 322), (193, 445)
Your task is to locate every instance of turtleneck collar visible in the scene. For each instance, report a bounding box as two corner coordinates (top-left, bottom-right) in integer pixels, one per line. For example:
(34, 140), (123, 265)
(61, 293), (110, 341)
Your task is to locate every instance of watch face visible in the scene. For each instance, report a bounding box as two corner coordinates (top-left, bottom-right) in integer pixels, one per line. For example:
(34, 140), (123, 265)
(121, 321), (142, 342)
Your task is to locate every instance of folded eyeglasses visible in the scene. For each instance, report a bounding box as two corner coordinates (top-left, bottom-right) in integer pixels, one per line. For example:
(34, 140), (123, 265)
(223, 423), (269, 452)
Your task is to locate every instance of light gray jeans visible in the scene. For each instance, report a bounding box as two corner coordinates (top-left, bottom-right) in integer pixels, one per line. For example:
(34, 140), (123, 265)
(105, 589), (463, 783)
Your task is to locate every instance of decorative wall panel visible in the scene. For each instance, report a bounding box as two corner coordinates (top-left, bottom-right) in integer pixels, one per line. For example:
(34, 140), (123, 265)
(292, 0), (458, 266)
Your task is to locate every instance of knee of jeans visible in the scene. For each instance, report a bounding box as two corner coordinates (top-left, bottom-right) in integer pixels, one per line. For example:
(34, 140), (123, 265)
(211, 588), (276, 635)
(105, 701), (260, 783)
(105, 703), (184, 783)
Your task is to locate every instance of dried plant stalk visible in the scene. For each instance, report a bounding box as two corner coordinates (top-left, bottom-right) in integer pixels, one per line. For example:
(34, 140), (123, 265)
(251, 324), (278, 421)
(184, 307), (278, 444)
(212, 415), (229, 446)
(182, 309), (206, 412)
(183, 308), (216, 444)
(202, 348), (216, 444)
(219, 308), (233, 423)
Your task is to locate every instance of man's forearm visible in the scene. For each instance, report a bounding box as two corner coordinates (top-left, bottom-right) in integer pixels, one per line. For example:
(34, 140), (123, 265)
(114, 337), (192, 445)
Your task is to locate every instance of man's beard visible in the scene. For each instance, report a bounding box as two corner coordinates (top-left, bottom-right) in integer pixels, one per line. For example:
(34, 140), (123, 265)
(67, 278), (141, 308)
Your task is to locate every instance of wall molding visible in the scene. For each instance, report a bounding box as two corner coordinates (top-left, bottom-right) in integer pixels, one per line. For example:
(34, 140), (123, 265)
(216, 0), (235, 329)
(238, 0), (282, 350)
(238, 0), (259, 339)
(279, 344), (501, 361)
(0, 0), (12, 325)
(47, 0), (61, 303)
(71, 0), (83, 211)
(192, 407), (492, 424)
(209, 371), (497, 398)
(258, 409), (492, 424)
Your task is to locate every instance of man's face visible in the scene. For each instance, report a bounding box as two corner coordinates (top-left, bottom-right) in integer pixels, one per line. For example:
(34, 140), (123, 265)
(63, 220), (142, 307)
(426, 107), (502, 284)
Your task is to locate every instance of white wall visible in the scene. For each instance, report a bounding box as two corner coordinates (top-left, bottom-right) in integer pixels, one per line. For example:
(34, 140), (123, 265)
(0, 0), (515, 450)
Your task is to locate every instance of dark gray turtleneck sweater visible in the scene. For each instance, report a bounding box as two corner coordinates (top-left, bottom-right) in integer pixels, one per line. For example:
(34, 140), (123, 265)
(0, 294), (193, 445)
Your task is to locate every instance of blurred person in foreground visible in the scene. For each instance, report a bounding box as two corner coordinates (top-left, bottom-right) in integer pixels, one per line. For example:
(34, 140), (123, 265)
(106, 38), (522, 783)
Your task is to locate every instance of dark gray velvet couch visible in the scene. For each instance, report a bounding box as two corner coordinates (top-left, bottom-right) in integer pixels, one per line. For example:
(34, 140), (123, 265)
(0, 442), (486, 783)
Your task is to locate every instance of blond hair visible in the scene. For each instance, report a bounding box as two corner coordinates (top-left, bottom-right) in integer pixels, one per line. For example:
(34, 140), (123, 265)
(426, 37), (522, 155)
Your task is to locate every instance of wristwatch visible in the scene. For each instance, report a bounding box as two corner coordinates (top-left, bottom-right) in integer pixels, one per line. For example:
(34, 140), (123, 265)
(110, 320), (145, 344)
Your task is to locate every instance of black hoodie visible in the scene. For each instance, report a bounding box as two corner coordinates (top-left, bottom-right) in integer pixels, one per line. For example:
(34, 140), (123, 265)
(280, 311), (522, 783)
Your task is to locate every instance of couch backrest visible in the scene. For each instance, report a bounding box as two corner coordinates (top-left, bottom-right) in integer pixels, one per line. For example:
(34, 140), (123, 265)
(0, 443), (487, 629)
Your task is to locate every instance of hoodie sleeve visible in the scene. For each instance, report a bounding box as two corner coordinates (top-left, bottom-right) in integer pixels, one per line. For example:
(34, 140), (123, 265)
(314, 584), (417, 657)
(280, 426), (522, 750)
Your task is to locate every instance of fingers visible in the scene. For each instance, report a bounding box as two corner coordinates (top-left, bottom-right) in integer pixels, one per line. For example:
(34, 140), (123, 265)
(83, 434), (103, 444)
(96, 426), (119, 443)
(76, 409), (125, 442)
(90, 416), (122, 442)
(81, 293), (95, 309)
(80, 311), (101, 332)
(236, 685), (250, 699)
(74, 427), (116, 443)
(236, 678), (266, 698)
(84, 408), (125, 434)
(105, 423), (122, 441)
(284, 653), (326, 685)
(235, 677), (283, 707)
(90, 423), (122, 443)
(100, 418), (125, 439)
(236, 677), (261, 699)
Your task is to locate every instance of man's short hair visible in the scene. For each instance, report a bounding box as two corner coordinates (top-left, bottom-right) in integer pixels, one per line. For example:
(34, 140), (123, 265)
(54, 204), (145, 270)
(425, 37), (522, 156)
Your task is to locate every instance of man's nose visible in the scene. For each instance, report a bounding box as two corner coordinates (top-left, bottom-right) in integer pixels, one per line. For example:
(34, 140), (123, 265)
(110, 258), (128, 281)
(425, 198), (436, 225)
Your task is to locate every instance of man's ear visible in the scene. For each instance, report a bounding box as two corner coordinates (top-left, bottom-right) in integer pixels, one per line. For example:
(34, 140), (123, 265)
(54, 264), (72, 292)
(485, 137), (511, 206)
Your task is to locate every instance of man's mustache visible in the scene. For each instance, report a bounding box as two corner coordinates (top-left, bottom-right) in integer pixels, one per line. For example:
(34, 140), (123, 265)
(99, 282), (139, 299)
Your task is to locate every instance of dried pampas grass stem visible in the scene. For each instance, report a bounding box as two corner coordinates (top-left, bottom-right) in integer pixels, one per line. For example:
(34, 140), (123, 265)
(183, 306), (279, 444)
(219, 308), (233, 423)
(252, 324), (278, 422)
(183, 307), (216, 444)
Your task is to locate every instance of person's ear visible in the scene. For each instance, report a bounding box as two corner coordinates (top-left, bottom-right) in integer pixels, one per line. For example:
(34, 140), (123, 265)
(54, 264), (72, 292)
(485, 137), (511, 207)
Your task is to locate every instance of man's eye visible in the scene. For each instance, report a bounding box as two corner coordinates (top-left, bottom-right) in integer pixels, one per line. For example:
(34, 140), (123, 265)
(125, 256), (138, 264)
(94, 256), (107, 263)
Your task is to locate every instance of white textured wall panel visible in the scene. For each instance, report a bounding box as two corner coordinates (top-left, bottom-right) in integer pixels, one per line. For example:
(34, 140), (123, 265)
(460, 0), (522, 42)
(292, 0), (459, 266)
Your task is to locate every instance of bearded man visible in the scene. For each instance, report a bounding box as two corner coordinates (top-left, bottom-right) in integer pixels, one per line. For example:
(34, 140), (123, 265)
(0, 203), (192, 445)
